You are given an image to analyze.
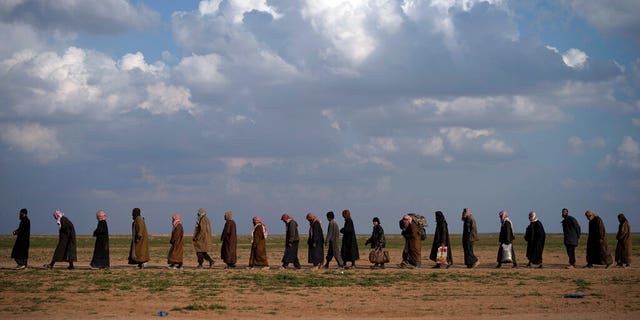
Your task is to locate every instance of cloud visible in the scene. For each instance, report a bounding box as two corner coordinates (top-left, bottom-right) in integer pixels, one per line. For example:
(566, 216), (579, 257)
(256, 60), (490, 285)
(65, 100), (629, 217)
(562, 48), (588, 69)
(566, 0), (640, 43)
(119, 52), (165, 75)
(138, 83), (197, 115)
(633, 118), (640, 126)
(175, 54), (227, 92)
(482, 139), (514, 155)
(600, 136), (640, 170)
(0, 123), (64, 162)
(568, 136), (606, 154)
(0, 0), (160, 35)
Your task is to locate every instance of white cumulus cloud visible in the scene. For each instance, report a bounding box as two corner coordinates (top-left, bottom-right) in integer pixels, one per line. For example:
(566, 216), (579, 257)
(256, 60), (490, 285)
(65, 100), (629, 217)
(562, 48), (588, 69)
(138, 83), (197, 115)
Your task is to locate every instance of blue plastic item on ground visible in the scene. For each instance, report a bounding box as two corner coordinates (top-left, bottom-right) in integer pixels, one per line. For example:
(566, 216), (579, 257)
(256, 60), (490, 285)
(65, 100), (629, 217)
(564, 294), (585, 298)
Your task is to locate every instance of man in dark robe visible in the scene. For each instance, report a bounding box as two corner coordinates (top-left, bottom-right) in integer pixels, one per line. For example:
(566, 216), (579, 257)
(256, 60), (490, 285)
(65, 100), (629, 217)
(44, 210), (77, 270)
(306, 212), (324, 269)
(11, 208), (30, 269)
(615, 213), (631, 268)
(585, 210), (613, 268)
(340, 209), (360, 268)
(496, 210), (517, 268)
(561, 208), (581, 268)
(90, 210), (110, 269)
(399, 214), (422, 268)
(524, 211), (545, 268)
(462, 208), (479, 268)
(128, 208), (150, 269)
(221, 211), (237, 268)
(281, 213), (301, 269)
(248, 216), (269, 269)
(429, 211), (452, 268)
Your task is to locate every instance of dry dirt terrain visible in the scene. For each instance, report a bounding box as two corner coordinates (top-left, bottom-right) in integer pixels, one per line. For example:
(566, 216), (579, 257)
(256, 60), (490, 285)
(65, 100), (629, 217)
(1, 233), (638, 319)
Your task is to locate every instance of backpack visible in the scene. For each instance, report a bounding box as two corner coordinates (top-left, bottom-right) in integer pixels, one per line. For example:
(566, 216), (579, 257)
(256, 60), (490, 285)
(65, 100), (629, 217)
(407, 213), (427, 240)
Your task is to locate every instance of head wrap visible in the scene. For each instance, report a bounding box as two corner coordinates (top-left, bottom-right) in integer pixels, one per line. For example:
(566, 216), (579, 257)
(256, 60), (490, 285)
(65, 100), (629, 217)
(252, 216), (268, 240)
(461, 208), (471, 220)
(172, 213), (182, 228)
(499, 210), (510, 225)
(281, 213), (292, 222)
(196, 208), (207, 227)
(53, 210), (64, 229)
(96, 210), (107, 221)
(529, 211), (538, 222)
(224, 211), (233, 221)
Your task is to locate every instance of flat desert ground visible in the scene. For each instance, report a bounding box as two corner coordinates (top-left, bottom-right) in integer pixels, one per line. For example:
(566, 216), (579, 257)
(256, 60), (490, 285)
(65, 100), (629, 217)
(1, 233), (638, 319)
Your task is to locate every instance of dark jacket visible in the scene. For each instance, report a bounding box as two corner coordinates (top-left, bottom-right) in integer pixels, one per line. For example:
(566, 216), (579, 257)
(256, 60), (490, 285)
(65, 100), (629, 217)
(365, 224), (385, 249)
(562, 215), (581, 246)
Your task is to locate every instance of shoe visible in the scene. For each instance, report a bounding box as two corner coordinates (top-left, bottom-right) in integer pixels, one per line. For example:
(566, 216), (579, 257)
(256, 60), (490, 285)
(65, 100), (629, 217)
(262, 266), (270, 270)
(472, 260), (480, 268)
(137, 263), (145, 269)
(15, 265), (26, 270)
(584, 264), (593, 268)
(495, 264), (502, 268)
(167, 265), (176, 270)
(67, 265), (75, 270)
(209, 261), (215, 269)
(432, 264), (442, 269)
(43, 264), (53, 269)
(512, 264), (518, 268)
(176, 266), (184, 270)
(196, 265), (204, 269)
(605, 263), (611, 269)
(526, 263), (531, 268)
(566, 265), (575, 269)
(538, 264), (544, 269)
(311, 265), (319, 270)
(445, 264), (451, 269)
(246, 267), (254, 270)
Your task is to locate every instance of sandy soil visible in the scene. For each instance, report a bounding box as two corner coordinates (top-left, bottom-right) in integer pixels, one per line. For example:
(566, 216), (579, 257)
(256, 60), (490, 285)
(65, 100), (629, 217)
(1, 236), (638, 319)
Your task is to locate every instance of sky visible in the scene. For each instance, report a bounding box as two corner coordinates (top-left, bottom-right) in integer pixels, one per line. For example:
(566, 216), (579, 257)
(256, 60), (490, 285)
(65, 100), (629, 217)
(1, 0), (639, 236)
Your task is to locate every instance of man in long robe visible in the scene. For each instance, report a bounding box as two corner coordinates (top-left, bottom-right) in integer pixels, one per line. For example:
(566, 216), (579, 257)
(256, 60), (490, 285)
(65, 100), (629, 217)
(524, 211), (545, 268)
(128, 208), (150, 269)
(399, 214), (421, 268)
(615, 213), (631, 268)
(306, 213), (324, 269)
(496, 211), (517, 268)
(11, 208), (30, 269)
(45, 210), (77, 270)
(585, 210), (613, 268)
(90, 210), (110, 269)
(429, 211), (452, 268)
(281, 213), (301, 269)
(221, 211), (237, 268)
(167, 213), (184, 269)
(462, 208), (479, 268)
(324, 211), (344, 269)
(193, 208), (214, 269)
(561, 208), (581, 268)
(340, 209), (360, 268)
(249, 216), (269, 269)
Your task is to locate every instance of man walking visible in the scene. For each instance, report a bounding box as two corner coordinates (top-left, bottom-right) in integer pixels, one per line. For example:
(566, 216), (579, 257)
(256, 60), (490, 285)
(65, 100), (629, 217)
(561, 208), (581, 268)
